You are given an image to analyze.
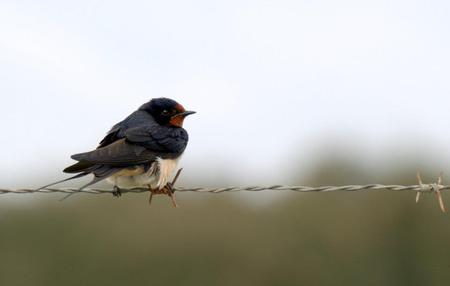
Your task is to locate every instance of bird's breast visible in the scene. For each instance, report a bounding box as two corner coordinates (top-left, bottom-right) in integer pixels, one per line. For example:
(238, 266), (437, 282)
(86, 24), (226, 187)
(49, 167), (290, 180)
(106, 157), (180, 189)
(155, 157), (180, 189)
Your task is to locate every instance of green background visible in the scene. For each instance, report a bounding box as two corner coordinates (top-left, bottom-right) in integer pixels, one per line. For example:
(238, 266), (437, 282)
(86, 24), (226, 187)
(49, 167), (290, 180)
(1, 159), (449, 286)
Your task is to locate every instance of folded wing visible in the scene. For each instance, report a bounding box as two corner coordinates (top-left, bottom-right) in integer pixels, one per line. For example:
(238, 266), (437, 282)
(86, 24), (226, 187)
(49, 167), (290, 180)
(68, 138), (159, 169)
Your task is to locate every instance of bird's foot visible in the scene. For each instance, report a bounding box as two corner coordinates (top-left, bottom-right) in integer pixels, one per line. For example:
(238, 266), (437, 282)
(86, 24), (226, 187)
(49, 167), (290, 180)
(112, 186), (122, 198)
(148, 183), (178, 208)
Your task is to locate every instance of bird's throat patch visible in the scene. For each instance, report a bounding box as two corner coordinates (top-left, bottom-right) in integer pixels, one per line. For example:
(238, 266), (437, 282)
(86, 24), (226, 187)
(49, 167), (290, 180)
(169, 116), (185, 127)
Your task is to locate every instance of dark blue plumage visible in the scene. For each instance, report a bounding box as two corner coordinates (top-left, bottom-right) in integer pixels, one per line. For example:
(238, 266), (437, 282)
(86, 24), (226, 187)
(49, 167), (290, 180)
(38, 98), (195, 193)
(98, 98), (189, 153)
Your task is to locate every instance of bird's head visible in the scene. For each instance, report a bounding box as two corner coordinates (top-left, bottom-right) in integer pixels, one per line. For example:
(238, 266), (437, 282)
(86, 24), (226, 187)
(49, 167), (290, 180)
(140, 98), (196, 127)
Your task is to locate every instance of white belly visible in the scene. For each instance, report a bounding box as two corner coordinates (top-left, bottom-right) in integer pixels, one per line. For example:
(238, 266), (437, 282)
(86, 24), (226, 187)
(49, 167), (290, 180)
(106, 157), (180, 190)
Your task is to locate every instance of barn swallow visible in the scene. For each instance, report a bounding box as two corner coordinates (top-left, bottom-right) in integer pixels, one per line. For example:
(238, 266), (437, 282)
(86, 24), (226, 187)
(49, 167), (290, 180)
(38, 98), (195, 206)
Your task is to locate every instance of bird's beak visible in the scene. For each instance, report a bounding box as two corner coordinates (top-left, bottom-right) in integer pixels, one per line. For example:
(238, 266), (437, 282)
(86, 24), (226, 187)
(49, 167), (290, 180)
(173, 111), (196, 118)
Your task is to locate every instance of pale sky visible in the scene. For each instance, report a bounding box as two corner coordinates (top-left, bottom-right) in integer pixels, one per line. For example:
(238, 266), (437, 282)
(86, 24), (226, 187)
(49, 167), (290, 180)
(1, 0), (450, 187)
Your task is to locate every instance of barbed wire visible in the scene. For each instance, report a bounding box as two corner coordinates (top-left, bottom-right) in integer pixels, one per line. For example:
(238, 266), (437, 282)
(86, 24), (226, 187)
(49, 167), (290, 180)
(0, 171), (447, 211)
(0, 184), (449, 195)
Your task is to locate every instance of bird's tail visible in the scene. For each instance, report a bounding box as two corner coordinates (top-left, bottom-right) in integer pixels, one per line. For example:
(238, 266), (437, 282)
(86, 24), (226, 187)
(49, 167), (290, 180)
(58, 167), (121, 201)
(35, 172), (89, 191)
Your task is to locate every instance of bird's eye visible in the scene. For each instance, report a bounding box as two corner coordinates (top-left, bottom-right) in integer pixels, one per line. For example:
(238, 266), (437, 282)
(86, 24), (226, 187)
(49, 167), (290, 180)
(161, 110), (170, 115)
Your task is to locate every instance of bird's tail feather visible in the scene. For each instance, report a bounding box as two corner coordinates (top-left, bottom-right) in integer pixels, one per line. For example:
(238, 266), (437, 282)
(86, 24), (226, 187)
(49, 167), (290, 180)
(60, 167), (121, 201)
(78, 175), (107, 191)
(75, 166), (122, 191)
(63, 161), (95, 173)
(35, 172), (89, 191)
(40, 165), (124, 203)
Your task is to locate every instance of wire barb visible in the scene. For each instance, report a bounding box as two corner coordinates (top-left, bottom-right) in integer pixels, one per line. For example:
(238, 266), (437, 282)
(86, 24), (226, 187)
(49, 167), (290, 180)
(416, 171), (446, 212)
(148, 168), (183, 207)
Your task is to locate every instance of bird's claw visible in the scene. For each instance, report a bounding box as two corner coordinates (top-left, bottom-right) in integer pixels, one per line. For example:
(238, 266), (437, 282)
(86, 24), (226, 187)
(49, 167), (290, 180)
(112, 186), (122, 198)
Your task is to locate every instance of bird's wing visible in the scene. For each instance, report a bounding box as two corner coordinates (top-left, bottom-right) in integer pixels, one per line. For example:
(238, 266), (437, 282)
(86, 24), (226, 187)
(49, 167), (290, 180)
(97, 122), (123, 148)
(124, 125), (189, 154)
(72, 138), (159, 166)
(97, 110), (155, 148)
(96, 109), (188, 154)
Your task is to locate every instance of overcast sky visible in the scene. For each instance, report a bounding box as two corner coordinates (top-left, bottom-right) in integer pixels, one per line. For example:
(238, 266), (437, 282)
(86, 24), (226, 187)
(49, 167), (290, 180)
(1, 0), (450, 187)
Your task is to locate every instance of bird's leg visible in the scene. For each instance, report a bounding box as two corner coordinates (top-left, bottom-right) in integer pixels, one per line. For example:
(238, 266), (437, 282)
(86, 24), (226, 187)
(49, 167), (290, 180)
(112, 185), (122, 198)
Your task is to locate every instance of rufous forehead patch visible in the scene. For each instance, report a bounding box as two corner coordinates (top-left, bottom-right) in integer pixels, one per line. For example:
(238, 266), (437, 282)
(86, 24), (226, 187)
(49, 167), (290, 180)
(175, 103), (186, 113)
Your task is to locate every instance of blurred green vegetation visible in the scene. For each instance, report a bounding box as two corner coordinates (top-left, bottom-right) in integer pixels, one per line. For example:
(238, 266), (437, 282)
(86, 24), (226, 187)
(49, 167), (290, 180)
(1, 157), (450, 286)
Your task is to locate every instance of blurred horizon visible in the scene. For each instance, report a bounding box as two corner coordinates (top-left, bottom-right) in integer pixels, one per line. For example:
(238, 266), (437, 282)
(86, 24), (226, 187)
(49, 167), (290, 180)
(2, 157), (450, 286)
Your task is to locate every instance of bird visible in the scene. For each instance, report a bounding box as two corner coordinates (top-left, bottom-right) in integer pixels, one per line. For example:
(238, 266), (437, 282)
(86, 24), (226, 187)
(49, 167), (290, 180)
(38, 98), (195, 206)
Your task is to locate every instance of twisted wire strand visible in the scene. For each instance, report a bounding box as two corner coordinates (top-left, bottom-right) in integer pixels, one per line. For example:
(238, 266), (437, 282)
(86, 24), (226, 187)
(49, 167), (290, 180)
(0, 184), (449, 195)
